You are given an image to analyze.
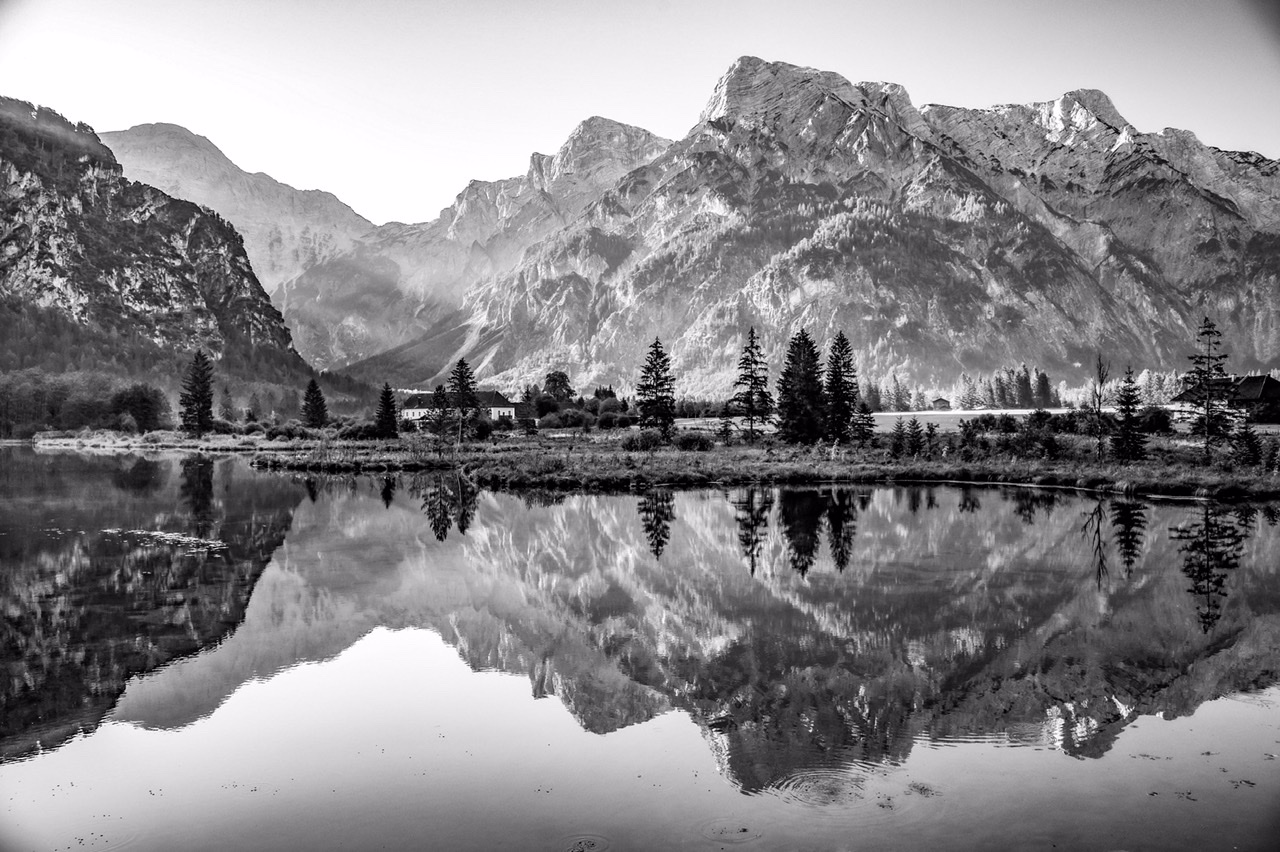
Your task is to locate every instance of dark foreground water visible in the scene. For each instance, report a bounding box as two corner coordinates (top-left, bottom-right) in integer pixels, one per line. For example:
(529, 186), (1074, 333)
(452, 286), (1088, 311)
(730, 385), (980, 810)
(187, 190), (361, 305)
(2, 447), (1279, 851)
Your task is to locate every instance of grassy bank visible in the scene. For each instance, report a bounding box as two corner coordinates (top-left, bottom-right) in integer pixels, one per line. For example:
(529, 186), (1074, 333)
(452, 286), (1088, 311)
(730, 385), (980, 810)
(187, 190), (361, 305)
(32, 427), (1279, 501)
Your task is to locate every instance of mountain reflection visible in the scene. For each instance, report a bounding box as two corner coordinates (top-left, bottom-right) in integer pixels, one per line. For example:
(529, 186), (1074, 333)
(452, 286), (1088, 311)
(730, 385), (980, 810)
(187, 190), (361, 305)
(6, 453), (1280, 804)
(0, 448), (304, 760)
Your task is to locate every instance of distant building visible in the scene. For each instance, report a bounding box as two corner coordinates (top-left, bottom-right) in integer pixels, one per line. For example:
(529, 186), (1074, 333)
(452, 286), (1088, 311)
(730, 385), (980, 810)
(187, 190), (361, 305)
(1170, 374), (1280, 422)
(401, 389), (518, 423)
(931, 397), (952, 411)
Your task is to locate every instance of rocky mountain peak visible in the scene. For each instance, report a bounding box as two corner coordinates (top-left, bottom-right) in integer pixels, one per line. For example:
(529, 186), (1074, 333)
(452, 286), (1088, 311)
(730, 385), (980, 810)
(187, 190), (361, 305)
(699, 56), (862, 127)
(527, 116), (670, 192)
(103, 123), (239, 179)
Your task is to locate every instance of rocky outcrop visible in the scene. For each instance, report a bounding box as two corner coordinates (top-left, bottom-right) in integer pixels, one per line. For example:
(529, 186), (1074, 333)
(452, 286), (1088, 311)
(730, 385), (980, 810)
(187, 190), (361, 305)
(0, 98), (309, 378)
(101, 123), (374, 298)
(345, 57), (1280, 395)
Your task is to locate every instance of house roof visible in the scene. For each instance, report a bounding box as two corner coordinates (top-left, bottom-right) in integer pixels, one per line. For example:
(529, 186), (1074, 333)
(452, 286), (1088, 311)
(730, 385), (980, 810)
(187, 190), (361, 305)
(402, 389), (515, 409)
(1170, 374), (1280, 404)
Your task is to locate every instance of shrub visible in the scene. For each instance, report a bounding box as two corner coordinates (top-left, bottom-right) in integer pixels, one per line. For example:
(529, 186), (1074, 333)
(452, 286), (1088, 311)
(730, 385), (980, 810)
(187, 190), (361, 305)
(473, 417), (494, 441)
(242, 421), (265, 435)
(1137, 406), (1174, 434)
(539, 413), (564, 430)
(266, 421), (314, 441)
(674, 431), (714, 451)
(621, 429), (665, 452)
(494, 414), (516, 432)
(338, 421), (381, 440)
(211, 418), (238, 435)
(597, 411), (620, 429)
(113, 412), (138, 434)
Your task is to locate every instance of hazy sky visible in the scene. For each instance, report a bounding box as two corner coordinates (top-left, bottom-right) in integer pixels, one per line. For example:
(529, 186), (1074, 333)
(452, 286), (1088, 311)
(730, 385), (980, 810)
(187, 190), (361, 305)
(1, 0), (1277, 225)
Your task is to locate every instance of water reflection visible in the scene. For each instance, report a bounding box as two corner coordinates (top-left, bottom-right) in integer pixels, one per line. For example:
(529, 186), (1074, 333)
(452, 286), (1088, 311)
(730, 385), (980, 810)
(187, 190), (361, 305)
(1171, 503), (1247, 633)
(4, 450), (1280, 810)
(0, 448), (304, 759)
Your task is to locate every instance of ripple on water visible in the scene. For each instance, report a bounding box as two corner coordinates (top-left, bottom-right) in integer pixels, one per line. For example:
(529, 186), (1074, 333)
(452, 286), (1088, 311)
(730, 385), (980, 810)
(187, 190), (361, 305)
(770, 768), (867, 808)
(696, 817), (764, 843)
(560, 833), (611, 852)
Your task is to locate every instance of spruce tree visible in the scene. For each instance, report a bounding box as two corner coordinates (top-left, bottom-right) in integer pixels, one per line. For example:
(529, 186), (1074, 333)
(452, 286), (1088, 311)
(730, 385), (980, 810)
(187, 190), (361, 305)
(1185, 316), (1231, 461)
(889, 418), (907, 457)
(824, 331), (857, 444)
(635, 337), (676, 438)
(905, 417), (925, 456)
(302, 378), (328, 428)
(218, 386), (237, 422)
(851, 400), (876, 446)
(775, 329), (825, 444)
(179, 350), (215, 436)
(1231, 420), (1263, 468)
(374, 382), (398, 439)
(448, 358), (480, 443)
(1110, 366), (1147, 463)
(717, 401), (735, 445)
(733, 326), (773, 442)
(429, 384), (451, 438)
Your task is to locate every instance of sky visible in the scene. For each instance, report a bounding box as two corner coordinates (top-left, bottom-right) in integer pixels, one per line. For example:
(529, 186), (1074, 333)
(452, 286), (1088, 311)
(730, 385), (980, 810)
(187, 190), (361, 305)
(1, 0), (1277, 226)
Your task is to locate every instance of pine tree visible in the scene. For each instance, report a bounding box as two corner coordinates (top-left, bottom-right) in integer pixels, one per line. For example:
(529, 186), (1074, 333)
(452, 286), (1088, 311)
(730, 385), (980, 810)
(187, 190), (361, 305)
(218, 386), (236, 422)
(1110, 366), (1147, 463)
(775, 330), (825, 444)
(1231, 420), (1263, 467)
(374, 382), (398, 439)
(823, 331), (857, 443)
(179, 350), (214, 436)
(889, 418), (907, 458)
(732, 326), (773, 442)
(1033, 369), (1054, 409)
(851, 400), (875, 446)
(717, 401), (735, 444)
(1015, 364), (1034, 408)
(429, 384), (451, 438)
(448, 358), (480, 443)
(1185, 316), (1231, 462)
(635, 337), (676, 438)
(905, 417), (925, 456)
(302, 378), (328, 428)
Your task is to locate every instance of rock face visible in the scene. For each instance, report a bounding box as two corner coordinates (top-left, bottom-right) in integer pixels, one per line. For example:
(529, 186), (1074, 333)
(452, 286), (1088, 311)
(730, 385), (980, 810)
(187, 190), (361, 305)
(101, 123), (374, 298)
(344, 57), (1280, 395)
(285, 116), (671, 370)
(0, 99), (308, 378)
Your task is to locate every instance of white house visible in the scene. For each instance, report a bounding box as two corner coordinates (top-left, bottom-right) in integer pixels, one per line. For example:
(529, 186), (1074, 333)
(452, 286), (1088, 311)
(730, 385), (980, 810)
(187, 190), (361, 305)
(401, 389), (518, 423)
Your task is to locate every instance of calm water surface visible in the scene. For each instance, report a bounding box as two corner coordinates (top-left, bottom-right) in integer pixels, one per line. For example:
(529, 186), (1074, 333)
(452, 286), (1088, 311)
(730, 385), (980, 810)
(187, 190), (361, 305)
(2, 447), (1279, 851)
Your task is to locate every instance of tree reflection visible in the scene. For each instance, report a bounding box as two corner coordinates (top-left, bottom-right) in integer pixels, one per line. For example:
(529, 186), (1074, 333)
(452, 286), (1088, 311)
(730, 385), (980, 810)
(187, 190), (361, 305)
(179, 455), (215, 539)
(410, 473), (479, 542)
(304, 477), (318, 503)
(1009, 488), (1060, 526)
(958, 487), (981, 514)
(379, 475), (397, 509)
(732, 488), (773, 576)
(638, 491), (675, 560)
(1080, 498), (1109, 588)
(111, 457), (164, 495)
(1110, 500), (1147, 577)
(778, 489), (825, 577)
(1171, 503), (1247, 633)
(824, 489), (857, 573)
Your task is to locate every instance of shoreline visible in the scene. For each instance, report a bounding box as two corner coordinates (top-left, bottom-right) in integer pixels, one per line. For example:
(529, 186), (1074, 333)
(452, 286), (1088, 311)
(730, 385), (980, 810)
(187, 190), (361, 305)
(24, 431), (1280, 502)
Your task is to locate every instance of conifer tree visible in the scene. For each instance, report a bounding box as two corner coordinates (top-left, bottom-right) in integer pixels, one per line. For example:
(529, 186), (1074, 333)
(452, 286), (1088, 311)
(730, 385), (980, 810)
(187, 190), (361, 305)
(775, 330), (825, 444)
(1185, 316), (1231, 461)
(733, 326), (773, 442)
(851, 400), (876, 446)
(635, 337), (676, 438)
(889, 418), (907, 458)
(1033, 369), (1054, 409)
(717, 401), (735, 444)
(179, 350), (214, 436)
(1231, 420), (1263, 468)
(448, 358), (480, 443)
(823, 331), (857, 443)
(429, 384), (451, 438)
(374, 383), (398, 439)
(218, 386), (237, 422)
(905, 417), (925, 456)
(302, 378), (328, 428)
(1110, 366), (1147, 463)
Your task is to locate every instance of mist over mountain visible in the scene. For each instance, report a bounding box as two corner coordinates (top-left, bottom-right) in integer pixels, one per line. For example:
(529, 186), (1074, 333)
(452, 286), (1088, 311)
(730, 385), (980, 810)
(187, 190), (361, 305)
(340, 57), (1280, 394)
(101, 123), (375, 297)
(0, 98), (308, 380)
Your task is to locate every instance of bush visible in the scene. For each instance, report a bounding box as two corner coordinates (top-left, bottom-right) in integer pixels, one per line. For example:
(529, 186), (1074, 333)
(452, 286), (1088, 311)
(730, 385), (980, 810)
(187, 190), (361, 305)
(674, 431), (714, 451)
(539, 413), (564, 430)
(266, 421), (314, 441)
(1137, 406), (1174, 434)
(494, 415), (516, 432)
(211, 418), (239, 435)
(473, 417), (494, 441)
(112, 412), (138, 434)
(337, 421), (381, 440)
(621, 429), (666, 452)
(597, 411), (620, 430)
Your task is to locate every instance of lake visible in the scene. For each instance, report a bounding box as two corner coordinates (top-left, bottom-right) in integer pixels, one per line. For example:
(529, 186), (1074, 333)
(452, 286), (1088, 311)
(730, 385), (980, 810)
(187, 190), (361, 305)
(1, 446), (1278, 851)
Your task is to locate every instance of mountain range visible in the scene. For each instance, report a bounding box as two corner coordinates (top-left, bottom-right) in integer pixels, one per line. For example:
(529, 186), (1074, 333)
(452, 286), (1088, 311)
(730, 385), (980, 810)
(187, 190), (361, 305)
(19, 56), (1279, 394)
(342, 57), (1279, 395)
